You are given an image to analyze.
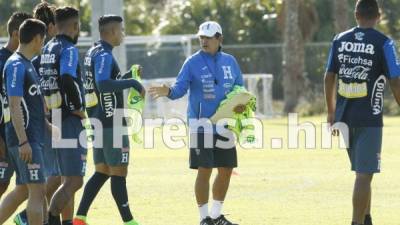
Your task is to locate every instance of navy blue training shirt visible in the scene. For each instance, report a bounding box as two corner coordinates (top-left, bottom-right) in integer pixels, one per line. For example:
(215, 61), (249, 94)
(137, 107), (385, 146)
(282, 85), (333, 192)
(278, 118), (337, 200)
(326, 27), (400, 127)
(38, 34), (85, 120)
(4, 52), (45, 147)
(83, 40), (129, 128)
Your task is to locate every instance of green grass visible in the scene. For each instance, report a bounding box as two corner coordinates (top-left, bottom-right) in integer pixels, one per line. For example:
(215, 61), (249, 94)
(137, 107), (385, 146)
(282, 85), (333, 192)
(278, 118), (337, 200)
(3, 116), (400, 225)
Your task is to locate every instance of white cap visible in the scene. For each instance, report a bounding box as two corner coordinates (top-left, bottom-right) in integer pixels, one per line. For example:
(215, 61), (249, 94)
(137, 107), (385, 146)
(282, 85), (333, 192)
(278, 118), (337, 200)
(197, 21), (222, 37)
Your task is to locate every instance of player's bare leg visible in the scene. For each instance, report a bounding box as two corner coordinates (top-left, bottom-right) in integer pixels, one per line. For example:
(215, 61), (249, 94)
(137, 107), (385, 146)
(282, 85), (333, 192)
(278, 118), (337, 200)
(352, 173), (373, 224)
(26, 183), (46, 225)
(0, 185), (28, 223)
(49, 176), (83, 218)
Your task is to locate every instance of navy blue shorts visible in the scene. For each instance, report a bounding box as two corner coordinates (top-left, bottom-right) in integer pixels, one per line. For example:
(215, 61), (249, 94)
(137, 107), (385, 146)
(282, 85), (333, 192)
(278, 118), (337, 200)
(55, 115), (87, 176)
(0, 156), (14, 184)
(43, 127), (60, 177)
(93, 128), (130, 166)
(8, 142), (46, 185)
(189, 132), (238, 169)
(347, 127), (382, 174)
(0, 129), (14, 183)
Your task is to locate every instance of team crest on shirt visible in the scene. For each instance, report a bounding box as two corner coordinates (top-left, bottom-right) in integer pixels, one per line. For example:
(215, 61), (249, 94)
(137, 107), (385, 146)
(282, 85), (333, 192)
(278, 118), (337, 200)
(355, 32), (364, 41)
(222, 66), (233, 80)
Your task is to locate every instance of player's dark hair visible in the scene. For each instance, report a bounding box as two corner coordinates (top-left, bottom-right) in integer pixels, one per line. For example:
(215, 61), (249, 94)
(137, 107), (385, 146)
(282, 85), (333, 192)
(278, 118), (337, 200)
(19, 19), (46, 44)
(33, 1), (56, 27)
(355, 0), (380, 20)
(7, 12), (33, 37)
(55, 6), (79, 24)
(98, 15), (123, 28)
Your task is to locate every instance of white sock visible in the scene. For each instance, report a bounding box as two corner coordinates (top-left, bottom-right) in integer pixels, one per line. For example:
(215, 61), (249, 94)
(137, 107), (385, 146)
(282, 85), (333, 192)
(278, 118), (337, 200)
(210, 200), (224, 219)
(199, 203), (209, 220)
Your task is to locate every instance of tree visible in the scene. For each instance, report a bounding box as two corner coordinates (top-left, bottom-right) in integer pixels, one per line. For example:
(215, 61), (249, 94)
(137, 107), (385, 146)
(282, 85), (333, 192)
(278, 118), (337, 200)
(282, 0), (303, 113)
(280, 0), (319, 113)
(333, 0), (349, 33)
(379, 0), (400, 40)
(123, 0), (164, 35)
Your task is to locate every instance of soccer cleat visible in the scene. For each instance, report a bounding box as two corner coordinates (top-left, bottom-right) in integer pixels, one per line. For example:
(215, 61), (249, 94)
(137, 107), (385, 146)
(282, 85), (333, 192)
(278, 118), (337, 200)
(124, 220), (140, 225)
(213, 215), (238, 225)
(72, 218), (88, 225)
(13, 212), (28, 225)
(200, 217), (216, 225)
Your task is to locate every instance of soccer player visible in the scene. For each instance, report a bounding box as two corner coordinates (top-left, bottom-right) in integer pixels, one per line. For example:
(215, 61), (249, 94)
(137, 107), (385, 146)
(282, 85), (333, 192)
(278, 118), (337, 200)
(32, 0), (62, 207)
(13, 3), (75, 225)
(38, 6), (86, 225)
(73, 15), (144, 225)
(0, 11), (33, 200)
(324, 1), (400, 225)
(149, 21), (244, 225)
(0, 18), (47, 225)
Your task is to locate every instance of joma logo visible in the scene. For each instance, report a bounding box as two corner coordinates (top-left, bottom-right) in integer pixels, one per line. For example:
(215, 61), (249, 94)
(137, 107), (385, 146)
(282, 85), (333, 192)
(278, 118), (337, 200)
(338, 42), (375, 55)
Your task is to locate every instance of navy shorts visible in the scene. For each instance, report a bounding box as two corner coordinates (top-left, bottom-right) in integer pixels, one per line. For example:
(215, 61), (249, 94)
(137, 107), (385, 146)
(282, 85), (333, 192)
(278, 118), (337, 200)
(8, 142), (46, 185)
(0, 156), (14, 184)
(93, 128), (130, 166)
(347, 127), (382, 174)
(189, 132), (238, 169)
(55, 115), (87, 176)
(0, 129), (14, 183)
(43, 127), (60, 177)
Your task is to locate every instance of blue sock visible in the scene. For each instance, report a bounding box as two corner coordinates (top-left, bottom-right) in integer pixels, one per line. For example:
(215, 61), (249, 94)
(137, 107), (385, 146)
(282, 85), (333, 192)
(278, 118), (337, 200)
(76, 172), (109, 216)
(19, 210), (27, 220)
(111, 176), (133, 222)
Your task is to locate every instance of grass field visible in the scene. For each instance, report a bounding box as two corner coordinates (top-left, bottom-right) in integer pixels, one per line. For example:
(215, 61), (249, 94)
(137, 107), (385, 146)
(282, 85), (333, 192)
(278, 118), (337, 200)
(3, 116), (400, 225)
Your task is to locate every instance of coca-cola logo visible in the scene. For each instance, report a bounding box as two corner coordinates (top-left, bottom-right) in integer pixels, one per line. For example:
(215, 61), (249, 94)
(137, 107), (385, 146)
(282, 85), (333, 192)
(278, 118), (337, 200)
(84, 77), (94, 90)
(339, 65), (371, 80)
(40, 76), (59, 90)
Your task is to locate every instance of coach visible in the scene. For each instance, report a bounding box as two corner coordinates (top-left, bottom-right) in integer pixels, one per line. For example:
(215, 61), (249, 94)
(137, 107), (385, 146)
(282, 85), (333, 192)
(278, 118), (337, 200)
(149, 21), (243, 225)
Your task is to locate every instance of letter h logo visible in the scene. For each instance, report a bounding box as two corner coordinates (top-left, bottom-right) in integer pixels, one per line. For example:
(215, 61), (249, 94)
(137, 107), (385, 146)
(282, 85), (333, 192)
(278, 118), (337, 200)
(29, 169), (39, 181)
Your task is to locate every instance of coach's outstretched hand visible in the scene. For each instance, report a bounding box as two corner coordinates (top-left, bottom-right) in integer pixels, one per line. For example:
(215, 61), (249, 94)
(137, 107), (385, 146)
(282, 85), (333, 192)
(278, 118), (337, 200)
(149, 84), (170, 99)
